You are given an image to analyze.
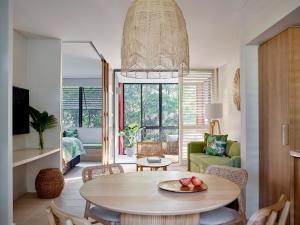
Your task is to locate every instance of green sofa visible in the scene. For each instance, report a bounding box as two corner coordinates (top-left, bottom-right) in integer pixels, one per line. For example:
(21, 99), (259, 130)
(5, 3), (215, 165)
(188, 140), (241, 173)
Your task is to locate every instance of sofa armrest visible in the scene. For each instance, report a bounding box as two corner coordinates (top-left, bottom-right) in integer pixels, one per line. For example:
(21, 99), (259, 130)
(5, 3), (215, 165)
(188, 141), (205, 171)
(229, 156), (241, 168)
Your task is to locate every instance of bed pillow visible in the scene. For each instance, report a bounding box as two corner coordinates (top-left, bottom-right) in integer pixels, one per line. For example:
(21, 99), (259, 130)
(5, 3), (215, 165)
(206, 134), (228, 156)
(63, 129), (79, 138)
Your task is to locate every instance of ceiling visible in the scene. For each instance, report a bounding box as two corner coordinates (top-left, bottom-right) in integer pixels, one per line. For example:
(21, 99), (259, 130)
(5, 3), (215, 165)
(62, 42), (101, 78)
(14, 0), (247, 69)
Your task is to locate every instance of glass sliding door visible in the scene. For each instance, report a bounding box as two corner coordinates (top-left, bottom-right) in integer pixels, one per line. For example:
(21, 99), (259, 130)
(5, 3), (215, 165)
(142, 84), (160, 140)
(120, 83), (179, 158)
(124, 84), (141, 126)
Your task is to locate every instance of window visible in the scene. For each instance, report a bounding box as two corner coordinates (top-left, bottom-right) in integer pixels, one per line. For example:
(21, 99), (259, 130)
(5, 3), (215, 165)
(123, 83), (179, 142)
(180, 70), (215, 161)
(63, 87), (102, 129)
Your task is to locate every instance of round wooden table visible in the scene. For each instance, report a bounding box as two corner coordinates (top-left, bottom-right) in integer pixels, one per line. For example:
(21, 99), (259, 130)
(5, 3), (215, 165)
(80, 171), (240, 225)
(136, 157), (172, 171)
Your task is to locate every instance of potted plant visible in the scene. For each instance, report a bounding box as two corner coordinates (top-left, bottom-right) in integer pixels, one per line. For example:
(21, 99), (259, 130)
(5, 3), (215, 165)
(119, 123), (143, 157)
(29, 106), (58, 149)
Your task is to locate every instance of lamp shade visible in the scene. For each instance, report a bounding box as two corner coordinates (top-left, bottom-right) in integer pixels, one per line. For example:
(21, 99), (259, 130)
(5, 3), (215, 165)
(121, 0), (189, 78)
(205, 103), (223, 120)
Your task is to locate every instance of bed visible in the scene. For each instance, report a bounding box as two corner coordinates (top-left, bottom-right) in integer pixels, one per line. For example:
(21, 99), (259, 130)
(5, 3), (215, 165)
(62, 137), (86, 174)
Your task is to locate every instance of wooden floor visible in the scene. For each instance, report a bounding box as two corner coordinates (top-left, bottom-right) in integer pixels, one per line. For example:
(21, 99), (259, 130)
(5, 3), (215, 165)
(13, 162), (187, 225)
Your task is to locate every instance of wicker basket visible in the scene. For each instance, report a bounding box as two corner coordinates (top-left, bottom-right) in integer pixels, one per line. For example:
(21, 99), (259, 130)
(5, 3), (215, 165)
(35, 168), (64, 199)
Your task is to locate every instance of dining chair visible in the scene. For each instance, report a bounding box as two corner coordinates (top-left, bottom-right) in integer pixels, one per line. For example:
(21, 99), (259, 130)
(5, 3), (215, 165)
(247, 195), (290, 225)
(136, 141), (165, 171)
(200, 165), (248, 225)
(47, 201), (91, 225)
(82, 163), (124, 225)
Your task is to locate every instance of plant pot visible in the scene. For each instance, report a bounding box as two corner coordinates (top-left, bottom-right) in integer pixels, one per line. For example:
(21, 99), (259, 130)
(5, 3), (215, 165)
(126, 146), (135, 157)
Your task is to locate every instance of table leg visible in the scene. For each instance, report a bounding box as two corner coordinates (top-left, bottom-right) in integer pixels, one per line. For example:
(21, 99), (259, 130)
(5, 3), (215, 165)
(163, 166), (167, 171)
(136, 165), (139, 171)
(121, 213), (200, 225)
(140, 166), (143, 171)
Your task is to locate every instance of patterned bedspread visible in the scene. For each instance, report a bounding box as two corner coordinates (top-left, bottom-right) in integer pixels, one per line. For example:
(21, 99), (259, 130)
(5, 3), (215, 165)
(62, 137), (86, 163)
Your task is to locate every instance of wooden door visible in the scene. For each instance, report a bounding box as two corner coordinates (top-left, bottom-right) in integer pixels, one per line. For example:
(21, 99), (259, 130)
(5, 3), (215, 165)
(102, 60), (109, 165)
(289, 28), (300, 225)
(259, 29), (291, 208)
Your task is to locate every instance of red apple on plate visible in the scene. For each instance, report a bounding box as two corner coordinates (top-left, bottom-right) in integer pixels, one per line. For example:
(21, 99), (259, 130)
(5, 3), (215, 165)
(191, 176), (203, 186)
(179, 178), (191, 186)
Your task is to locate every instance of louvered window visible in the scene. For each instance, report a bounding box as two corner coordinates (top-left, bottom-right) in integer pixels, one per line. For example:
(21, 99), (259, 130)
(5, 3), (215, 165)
(63, 87), (102, 129)
(179, 70), (216, 163)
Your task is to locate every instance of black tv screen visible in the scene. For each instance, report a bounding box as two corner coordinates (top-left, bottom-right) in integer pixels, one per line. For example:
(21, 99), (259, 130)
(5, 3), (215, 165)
(13, 86), (30, 135)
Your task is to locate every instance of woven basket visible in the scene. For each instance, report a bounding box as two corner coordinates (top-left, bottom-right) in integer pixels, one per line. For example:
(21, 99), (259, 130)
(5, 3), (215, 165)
(35, 168), (64, 199)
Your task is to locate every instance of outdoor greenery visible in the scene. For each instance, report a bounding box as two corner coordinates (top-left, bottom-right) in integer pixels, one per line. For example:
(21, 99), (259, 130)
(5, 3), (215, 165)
(123, 83), (179, 142)
(119, 123), (144, 147)
(63, 87), (102, 129)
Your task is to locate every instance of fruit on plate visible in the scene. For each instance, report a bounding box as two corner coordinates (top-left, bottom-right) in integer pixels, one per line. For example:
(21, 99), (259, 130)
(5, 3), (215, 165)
(191, 176), (203, 186)
(179, 178), (191, 186)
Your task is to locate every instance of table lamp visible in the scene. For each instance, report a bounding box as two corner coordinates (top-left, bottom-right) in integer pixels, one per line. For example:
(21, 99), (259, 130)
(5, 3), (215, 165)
(205, 103), (223, 134)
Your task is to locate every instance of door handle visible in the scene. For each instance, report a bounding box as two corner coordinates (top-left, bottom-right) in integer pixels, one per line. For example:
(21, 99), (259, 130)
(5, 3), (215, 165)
(281, 124), (289, 146)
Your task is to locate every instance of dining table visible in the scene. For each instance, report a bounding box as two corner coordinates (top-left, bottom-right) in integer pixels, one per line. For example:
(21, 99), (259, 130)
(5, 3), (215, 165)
(80, 171), (240, 225)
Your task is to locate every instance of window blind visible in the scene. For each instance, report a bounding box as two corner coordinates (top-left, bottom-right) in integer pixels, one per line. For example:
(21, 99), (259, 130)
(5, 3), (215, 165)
(179, 70), (216, 163)
(82, 87), (102, 110)
(63, 87), (103, 128)
(63, 87), (79, 110)
(63, 87), (102, 110)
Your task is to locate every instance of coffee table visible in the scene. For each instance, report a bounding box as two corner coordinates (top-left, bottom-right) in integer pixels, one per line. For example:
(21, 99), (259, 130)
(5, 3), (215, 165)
(136, 157), (172, 171)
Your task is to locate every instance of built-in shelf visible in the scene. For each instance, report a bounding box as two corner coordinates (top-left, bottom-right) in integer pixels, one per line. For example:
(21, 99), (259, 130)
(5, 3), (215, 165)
(290, 150), (300, 158)
(13, 148), (60, 167)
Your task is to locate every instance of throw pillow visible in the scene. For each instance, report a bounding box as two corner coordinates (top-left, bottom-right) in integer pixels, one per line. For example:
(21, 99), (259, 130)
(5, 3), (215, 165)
(202, 133), (209, 153)
(63, 129), (79, 138)
(206, 134), (228, 156)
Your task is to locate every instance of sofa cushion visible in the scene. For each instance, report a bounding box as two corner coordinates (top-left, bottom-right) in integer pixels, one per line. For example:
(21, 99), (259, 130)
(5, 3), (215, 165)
(190, 153), (232, 173)
(203, 133), (209, 153)
(206, 134), (228, 156)
(227, 142), (240, 157)
(190, 153), (230, 165)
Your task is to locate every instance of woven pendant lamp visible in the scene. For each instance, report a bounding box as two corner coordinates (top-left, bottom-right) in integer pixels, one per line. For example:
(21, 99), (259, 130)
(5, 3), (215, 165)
(121, 0), (189, 79)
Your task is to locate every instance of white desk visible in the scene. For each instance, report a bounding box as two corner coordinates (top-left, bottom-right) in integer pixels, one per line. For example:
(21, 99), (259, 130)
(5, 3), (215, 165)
(13, 148), (60, 167)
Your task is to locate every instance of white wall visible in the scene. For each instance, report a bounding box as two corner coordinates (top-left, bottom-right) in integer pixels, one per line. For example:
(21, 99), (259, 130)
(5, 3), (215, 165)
(218, 59), (241, 141)
(240, 0), (300, 215)
(63, 78), (101, 87)
(12, 30), (62, 198)
(26, 38), (62, 148)
(0, 0), (13, 224)
(13, 31), (62, 150)
(13, 31), (29, 150)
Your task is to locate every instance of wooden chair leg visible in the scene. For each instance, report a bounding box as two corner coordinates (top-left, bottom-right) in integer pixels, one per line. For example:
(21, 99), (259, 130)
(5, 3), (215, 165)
(84, 201), (91, 219)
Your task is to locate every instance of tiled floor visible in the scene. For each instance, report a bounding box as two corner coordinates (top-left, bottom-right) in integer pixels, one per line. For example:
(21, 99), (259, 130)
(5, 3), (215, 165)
(13, 162), (187, 225)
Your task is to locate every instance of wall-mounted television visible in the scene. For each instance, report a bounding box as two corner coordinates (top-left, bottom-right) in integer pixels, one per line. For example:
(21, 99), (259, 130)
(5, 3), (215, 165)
(13, 86), (30, 135)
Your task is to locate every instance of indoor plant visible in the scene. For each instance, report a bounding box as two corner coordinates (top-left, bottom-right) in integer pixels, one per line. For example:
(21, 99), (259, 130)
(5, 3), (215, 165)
(29, 106), (58, 149)
(119, 123), (143, 157)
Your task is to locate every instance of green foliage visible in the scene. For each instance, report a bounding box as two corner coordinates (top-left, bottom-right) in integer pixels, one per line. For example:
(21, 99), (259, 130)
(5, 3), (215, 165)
(29, 106), (58, 149)
(123, 84), (179, 141)
(119, 123), (144, 147)
(62, 86), (102, 129)
(29, 106), (58, 133)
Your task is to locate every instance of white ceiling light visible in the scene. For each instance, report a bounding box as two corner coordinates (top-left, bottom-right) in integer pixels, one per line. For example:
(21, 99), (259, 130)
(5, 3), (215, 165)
(121, 0), (189, 78)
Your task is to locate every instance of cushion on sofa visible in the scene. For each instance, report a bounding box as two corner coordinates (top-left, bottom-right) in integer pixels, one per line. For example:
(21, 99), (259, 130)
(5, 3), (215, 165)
(189, 153), (232, 173)
(206, 134), (228, 156)
(227, 142), (240, 157)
